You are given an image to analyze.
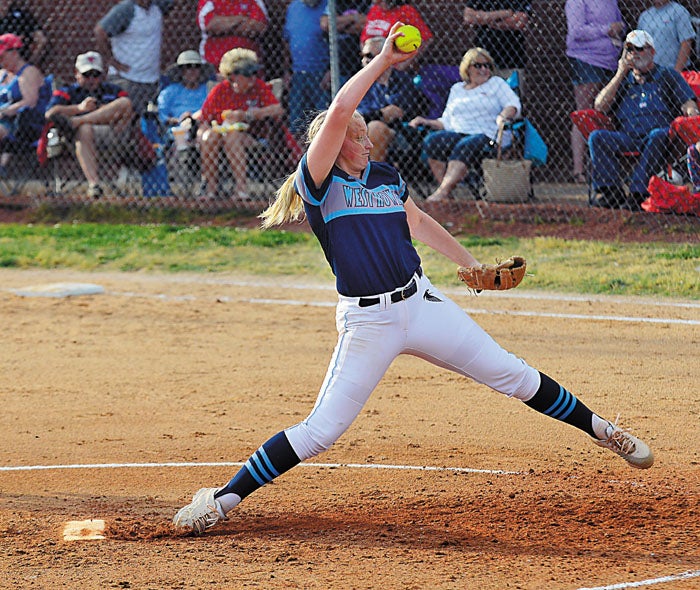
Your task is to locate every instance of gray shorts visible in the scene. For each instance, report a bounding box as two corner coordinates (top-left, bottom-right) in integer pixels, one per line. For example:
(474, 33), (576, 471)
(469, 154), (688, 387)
(109, 76), (159, 115)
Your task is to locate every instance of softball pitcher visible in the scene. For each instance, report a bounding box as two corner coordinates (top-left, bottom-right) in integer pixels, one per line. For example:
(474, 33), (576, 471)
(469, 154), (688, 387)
(174, 24), (653, 534)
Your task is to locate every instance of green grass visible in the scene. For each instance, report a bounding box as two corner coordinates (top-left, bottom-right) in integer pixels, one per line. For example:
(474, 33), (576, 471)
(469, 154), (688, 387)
(0, 222), (698, 299)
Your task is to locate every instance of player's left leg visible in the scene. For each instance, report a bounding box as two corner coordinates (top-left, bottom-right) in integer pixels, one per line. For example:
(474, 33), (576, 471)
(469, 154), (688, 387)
(403, 274), (653, 469)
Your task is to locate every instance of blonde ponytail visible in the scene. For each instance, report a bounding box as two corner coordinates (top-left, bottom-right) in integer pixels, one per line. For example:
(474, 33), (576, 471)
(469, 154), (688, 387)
(259, 174), (304, 228)
(259, 109), (363, 229)
(259, 110), (329, 229)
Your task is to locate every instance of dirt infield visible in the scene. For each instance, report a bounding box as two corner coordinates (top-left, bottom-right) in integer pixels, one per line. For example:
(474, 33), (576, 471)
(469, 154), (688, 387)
(1, 268), (698, 590)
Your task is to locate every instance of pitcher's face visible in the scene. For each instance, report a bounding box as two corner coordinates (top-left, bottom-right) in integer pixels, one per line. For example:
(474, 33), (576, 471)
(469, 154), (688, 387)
(337, 118), (372, 176)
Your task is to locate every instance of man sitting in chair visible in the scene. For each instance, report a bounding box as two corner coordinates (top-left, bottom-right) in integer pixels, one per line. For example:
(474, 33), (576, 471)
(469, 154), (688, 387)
(590, 29), (699, 210)
(45, 51), (133, 199)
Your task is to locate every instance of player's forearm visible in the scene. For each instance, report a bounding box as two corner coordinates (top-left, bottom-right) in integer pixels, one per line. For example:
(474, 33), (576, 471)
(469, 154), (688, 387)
(405, 199), (479, 267)
(332, 54), (393, 118)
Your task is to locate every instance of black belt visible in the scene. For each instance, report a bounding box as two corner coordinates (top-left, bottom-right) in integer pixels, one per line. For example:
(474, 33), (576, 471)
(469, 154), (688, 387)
(358, 267), (422, 308)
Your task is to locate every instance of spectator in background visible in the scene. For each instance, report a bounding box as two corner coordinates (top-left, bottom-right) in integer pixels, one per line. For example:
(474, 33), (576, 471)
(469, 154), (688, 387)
(94, 0), (173, 115)
(0, 33), (49, 177)
(321, 0), (370, 83)
(590, 30), (698, 209)
(197, 0), (268, 69)
(0, 1), (48, 65)
(566, 0), (625, 184)
(638, 0), (695, 72)
(360, 0), (433, 68)
(463, 0), (530, 92)
(158, 50), (213, 133)
(357, 36), (427, 162)
(198, 48), (284, 202)
(158, 50), (214, 184)
(45, 51), (134, 199)
(284, 0), (330, 140)
(408, 47), (520, 203)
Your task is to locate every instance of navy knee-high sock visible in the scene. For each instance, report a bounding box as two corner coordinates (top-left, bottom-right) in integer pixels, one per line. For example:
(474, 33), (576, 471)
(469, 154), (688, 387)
(215, 431), (301, 504)
(524, 372), (597, 437)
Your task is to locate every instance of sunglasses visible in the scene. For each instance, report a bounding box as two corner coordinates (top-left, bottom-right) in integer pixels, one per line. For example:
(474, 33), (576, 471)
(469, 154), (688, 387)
(625, 45), (648, 53)
(82, 70), (102, 78)
(361, 52), (377, 59)
(472, 62), (493, 70)
(232, 66), (259, 77)
(181, 64), (201, 70)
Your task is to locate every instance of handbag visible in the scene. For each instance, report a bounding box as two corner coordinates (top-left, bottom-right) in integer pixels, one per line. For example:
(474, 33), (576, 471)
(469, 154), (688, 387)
(482, 125), (532, 203)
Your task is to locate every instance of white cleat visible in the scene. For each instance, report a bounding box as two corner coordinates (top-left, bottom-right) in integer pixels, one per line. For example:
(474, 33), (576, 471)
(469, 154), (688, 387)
(594, 422), (654, 469)
(173, 488), (227, 534)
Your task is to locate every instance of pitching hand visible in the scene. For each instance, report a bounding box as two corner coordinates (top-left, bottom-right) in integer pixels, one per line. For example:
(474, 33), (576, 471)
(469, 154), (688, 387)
(381, 22), (418, 66)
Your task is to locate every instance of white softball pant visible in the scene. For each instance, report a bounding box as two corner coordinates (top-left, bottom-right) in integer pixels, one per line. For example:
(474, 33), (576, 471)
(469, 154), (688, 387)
(285, 270), (541, 461)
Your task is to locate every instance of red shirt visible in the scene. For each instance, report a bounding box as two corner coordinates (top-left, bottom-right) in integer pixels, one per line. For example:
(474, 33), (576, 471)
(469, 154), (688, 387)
(197, 0), (269, 67)
(360, 4), (433, 45)
(200, 78), (279, 124)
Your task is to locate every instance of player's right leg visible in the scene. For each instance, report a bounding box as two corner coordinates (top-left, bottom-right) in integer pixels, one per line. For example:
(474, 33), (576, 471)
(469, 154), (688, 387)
(173, 298), (403, 534)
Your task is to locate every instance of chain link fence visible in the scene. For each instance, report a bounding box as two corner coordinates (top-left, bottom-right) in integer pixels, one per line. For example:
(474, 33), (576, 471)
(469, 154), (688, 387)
(0, 0), (698, 234)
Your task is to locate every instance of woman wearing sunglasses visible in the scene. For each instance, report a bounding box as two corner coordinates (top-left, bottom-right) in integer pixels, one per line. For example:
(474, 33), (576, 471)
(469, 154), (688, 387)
(198, 47), (285, 204)
(408, 47), (520, 203)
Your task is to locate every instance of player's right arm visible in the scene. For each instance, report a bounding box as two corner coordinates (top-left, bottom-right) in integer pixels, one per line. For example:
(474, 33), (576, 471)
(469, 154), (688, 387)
(306, 23), (413, 186)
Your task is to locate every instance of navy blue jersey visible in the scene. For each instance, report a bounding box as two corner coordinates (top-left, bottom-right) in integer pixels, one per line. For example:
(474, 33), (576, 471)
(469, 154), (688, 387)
(295, 155), (421, 297)
(612, 66), (696, 137)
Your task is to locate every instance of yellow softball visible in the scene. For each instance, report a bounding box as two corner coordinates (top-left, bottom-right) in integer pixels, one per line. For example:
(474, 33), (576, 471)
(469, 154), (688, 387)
(394, 24), (422, 53)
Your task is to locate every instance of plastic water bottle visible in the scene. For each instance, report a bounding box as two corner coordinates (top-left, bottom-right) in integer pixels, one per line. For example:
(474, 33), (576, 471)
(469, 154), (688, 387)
(140, 103), (172, 197)
(46, 127), (63, 158)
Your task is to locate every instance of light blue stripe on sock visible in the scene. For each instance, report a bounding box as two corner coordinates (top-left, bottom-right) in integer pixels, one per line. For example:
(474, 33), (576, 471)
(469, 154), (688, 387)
(258, 447), (280, 478)
(544, 386), (566, 417)
(244, 459), (266, 486)
(250, 452), (274, 483)
(551, 391), (577, 420)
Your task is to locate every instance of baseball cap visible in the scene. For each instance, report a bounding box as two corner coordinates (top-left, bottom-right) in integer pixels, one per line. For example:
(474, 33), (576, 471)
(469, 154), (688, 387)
(75, 51), (104, 74)
(176, 50), (204, 67)
(0, 33), (23, 56)
(625, 30), (655, 49)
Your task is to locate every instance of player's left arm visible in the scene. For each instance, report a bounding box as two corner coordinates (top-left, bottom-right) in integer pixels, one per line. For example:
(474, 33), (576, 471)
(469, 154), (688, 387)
(404, 197), (479, 267)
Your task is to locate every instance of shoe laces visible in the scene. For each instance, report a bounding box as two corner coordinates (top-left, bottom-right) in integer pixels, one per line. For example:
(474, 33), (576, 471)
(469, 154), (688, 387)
(603, 414), (637, 455)
(190, 502), (220, 534)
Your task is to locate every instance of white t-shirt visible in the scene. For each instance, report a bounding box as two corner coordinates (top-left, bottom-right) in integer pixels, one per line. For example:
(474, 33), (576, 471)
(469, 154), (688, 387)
(109, 4), (163, 83)
(439, 76), (521, 143)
